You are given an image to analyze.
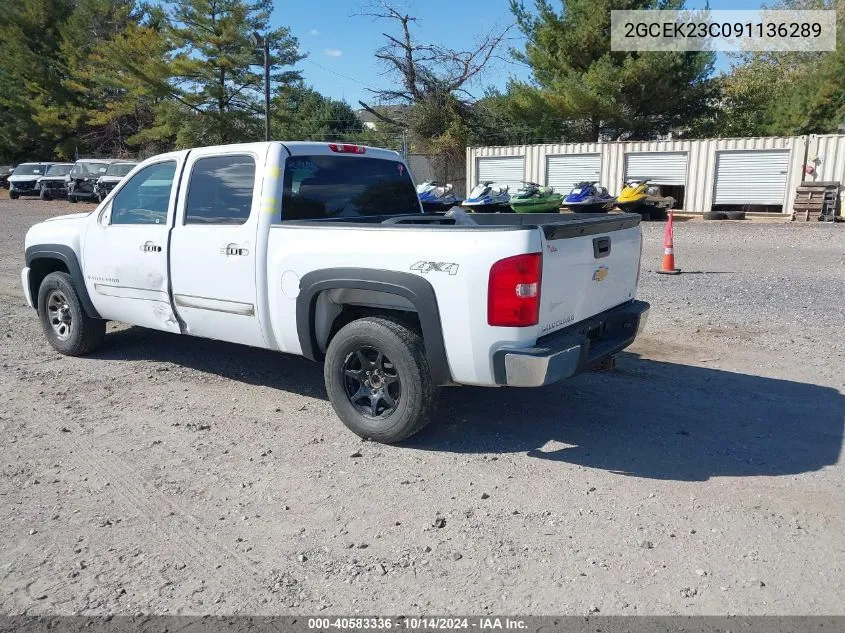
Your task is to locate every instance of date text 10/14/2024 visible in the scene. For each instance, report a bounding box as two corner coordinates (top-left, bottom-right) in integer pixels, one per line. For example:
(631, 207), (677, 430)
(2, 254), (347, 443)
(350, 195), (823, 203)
(307, 618), (529, 631)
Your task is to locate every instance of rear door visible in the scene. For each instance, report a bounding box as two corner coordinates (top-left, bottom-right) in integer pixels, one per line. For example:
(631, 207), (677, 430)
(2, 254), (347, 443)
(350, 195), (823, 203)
(538, 216), (642, 335)
(169, 147), (266, 348)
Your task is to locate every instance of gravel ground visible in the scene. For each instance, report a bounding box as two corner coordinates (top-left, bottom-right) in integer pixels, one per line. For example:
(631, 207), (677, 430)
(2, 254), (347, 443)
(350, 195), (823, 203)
(1, 196), (843, 616)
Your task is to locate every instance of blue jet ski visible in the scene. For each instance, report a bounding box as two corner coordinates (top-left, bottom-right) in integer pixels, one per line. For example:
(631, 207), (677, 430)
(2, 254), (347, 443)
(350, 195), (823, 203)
(562, 181), (616, 213)
(462, 181), (510, 210)
(416, 181), (459, 212)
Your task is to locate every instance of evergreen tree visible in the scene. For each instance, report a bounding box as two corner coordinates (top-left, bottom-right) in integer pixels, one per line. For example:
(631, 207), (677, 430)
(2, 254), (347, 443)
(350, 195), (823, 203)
(509, 0), (716, 141)
(167, 0), (304, 145)
(0, 0), (75, 161)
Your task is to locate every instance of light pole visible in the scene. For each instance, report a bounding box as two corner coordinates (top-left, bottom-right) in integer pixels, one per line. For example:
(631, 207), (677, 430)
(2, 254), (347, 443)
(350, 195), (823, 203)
(252, 31), (271, 142)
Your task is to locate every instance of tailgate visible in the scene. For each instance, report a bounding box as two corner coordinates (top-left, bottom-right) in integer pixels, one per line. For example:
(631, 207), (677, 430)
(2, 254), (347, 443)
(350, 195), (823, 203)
(538, 214), (642, 335)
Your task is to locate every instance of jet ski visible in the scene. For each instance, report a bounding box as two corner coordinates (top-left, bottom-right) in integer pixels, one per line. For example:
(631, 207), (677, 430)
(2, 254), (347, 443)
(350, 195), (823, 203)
(509, 182), (563, 214)
(462, 181), (510, 211)
(562, 181), (616, 213)
(417, 181), (459, 212)
(616, 179), (675, 218)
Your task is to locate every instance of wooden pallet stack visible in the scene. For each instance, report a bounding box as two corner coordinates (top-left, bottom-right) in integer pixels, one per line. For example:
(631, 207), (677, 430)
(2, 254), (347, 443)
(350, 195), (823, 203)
(792, 181), (841, 221)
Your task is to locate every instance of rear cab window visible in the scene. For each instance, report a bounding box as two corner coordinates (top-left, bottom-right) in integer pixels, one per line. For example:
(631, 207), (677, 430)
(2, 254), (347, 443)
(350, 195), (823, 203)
(281, 155), (419, 221)
(185, 155), (256, 225)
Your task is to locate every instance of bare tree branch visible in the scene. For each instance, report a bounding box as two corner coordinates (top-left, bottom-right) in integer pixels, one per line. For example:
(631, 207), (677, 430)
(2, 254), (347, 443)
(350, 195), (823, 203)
(355, 0), (511, 105)
(357, 100), (404, 126)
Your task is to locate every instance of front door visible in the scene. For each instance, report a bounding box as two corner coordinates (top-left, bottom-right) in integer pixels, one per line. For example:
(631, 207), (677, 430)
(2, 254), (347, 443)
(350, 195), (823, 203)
(82, 155), (183, 332)
(169, 148), (266, 348)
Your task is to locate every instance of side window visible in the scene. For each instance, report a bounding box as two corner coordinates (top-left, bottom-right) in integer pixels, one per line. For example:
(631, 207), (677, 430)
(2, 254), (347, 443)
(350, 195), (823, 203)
(185, 155), (256, 225)
(111, 161), (177, 225)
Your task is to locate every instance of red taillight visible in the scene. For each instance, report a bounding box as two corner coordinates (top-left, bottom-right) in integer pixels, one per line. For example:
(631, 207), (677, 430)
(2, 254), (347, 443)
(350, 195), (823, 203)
(328, 143), (366, 154)
(488, 253), (542, 327)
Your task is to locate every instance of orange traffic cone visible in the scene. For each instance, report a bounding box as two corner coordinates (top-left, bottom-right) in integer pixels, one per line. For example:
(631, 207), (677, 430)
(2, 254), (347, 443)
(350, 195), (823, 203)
(657, 210), (681, 275)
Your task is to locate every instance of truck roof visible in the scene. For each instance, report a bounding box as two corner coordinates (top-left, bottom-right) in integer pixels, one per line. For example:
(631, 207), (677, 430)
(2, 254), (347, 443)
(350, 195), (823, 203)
(171, 141), (403, 162)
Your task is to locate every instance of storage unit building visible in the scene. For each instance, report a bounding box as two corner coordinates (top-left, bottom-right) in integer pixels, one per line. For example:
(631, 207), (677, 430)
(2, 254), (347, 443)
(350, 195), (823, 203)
(466, 135), (836, 214)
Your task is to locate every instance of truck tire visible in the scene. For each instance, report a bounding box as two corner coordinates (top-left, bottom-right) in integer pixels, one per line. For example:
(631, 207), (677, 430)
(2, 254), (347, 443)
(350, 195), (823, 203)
(725, 211), (746, 220)
(703, 211), (727, 220)
(37, 271), (105, 356)
(40, 190), (51, 201)
(9, 190), (19, 200)
(324, 316), (438, 443)
(68, 195), (77, 203)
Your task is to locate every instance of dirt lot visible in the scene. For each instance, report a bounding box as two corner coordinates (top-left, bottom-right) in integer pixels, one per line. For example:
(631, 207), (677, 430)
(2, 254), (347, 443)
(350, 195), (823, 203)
(1, 196), (843, 616)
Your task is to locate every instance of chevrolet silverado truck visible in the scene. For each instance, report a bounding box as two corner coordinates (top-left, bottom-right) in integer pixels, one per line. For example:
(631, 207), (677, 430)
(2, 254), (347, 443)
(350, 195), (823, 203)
(22, 142), (649, 443)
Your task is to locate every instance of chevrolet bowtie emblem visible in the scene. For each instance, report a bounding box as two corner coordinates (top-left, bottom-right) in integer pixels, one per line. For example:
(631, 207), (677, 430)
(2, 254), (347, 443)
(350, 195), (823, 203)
(593, 266), (609, 282)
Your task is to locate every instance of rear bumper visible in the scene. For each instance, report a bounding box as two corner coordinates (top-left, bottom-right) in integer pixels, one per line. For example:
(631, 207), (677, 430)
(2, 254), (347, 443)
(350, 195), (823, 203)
(494, 300), (650, 387)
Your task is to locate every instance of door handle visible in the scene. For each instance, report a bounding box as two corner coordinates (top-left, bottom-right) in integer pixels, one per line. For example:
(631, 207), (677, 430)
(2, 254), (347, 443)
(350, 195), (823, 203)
(220, 244), (250, 256)
(140, 241), (162, 253)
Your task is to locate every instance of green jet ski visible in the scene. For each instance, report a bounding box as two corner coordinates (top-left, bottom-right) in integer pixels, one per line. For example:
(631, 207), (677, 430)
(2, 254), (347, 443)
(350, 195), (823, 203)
(509, 182), (563, 214)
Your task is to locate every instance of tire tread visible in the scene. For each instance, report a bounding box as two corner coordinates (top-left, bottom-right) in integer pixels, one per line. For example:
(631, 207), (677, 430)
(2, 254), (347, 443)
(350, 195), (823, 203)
(324, 316), (438, 443)
(38, 272), (105, 356)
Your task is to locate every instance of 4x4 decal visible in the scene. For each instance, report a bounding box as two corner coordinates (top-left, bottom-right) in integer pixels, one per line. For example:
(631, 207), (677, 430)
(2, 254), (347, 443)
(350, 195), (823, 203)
(410, 261), (459, 275)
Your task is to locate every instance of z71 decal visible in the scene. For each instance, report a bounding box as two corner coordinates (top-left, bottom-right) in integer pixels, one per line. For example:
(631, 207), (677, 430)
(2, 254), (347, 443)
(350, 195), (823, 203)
(410, 261), (459, 275)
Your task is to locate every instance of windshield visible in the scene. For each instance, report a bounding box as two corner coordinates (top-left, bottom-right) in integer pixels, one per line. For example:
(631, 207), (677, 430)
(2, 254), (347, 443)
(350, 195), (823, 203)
(13, 164), (46, 176)
(71, 162), (109, 177)
(469, 183), (490, 198)
(282, 155), (420, 220)
(45, 164), (73, 177)
(107, 163), (136, 177)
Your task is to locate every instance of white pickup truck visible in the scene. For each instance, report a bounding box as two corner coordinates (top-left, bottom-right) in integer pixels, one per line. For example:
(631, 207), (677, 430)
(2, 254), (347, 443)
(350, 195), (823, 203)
(22, 142), (649, 443)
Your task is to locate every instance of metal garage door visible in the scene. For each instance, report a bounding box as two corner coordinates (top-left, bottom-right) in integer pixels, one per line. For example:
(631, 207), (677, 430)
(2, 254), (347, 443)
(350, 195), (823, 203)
(713, 150), (790, 205)
(625, 152), (687, 185)
(477, 156), (525, 190)
(545, 154), (601, 193)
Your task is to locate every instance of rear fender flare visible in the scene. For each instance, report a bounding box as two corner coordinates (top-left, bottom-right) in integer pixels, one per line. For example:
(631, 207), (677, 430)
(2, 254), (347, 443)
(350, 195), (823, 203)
(296, 268), (451, 385)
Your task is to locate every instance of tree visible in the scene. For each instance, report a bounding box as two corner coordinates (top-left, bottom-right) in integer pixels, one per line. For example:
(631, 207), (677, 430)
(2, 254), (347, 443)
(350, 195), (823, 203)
(79, 5), (179, 156)
(166, 0), (304, 145)
(0, 0), (75, 161)
(694, 0), (842, 138)
(272, 86), (362, 139)
(49, 0), (153, 157)
(359, 1), (511, 156)
(509, 0), (716, 141)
